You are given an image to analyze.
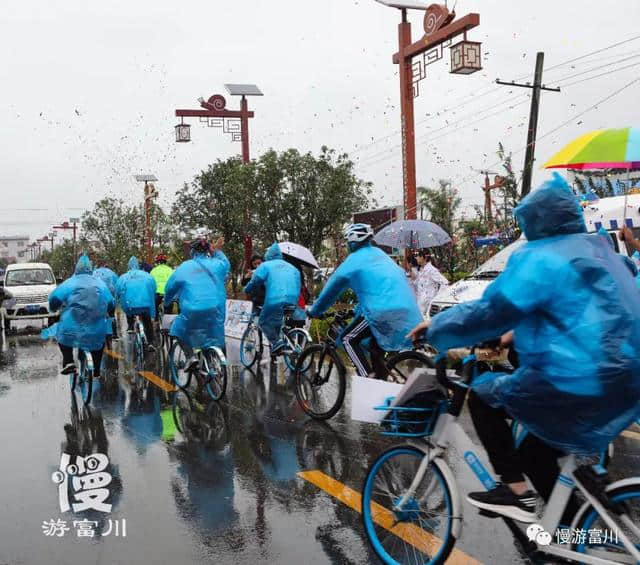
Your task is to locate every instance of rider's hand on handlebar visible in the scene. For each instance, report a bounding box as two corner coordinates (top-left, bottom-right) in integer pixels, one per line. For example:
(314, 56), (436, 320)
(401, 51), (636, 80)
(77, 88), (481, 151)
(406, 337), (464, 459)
(407, 319), (431, 341)
(305, 306), (315, 319)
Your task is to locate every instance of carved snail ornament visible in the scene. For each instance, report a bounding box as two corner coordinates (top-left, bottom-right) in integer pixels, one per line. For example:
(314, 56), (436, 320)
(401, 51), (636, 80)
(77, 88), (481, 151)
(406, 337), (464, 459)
(423, 4), (456, 36)
(208, 94), (226, 111)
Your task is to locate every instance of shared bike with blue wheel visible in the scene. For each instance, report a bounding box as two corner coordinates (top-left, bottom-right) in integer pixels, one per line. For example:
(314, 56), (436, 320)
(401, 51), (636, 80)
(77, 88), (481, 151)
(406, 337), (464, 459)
(361, 346), (640, 565)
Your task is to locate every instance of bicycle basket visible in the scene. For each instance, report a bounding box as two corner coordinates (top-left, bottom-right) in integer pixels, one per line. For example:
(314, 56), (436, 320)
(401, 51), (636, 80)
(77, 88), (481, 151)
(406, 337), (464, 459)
(375, 390), (447, 437)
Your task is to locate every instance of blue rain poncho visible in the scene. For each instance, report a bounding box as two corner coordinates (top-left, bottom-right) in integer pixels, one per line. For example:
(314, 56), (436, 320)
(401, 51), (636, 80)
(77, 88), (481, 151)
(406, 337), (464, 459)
(244, 243), (301, 343)
(163, 250), (230, 349)
(115, 257), (157, 318)
(93, 266), (118, 296)
(428, 173), (640, 454)
(42, 255), (115, 351)
(310, 242), (422, 351)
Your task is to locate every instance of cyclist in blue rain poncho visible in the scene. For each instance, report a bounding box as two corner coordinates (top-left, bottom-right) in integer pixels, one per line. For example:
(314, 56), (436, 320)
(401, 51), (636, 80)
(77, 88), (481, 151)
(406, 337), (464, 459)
(163, 237), (230, 370)
(42, 254), (115, 377)
(244, 242), (301, 355)
(409, 173), (640, 522)
(309, 224), (422, 380)
(93, 264), (119, 339)
(115, 256), (157, 346)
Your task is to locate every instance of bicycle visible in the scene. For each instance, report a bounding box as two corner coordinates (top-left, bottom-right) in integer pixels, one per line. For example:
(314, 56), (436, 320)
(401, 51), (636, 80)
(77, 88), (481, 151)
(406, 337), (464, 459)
(239, 306), (312, 372)
(69, 348), (94, 405)
(293, 309), (431, 421)
(131, 314), (147, 370)
(360, 347), (640, 565)
(168, 340), (228, 401)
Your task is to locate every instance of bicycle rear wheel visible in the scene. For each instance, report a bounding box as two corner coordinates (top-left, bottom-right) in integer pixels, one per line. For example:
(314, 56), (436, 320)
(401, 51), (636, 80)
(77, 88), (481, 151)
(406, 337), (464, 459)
(240, 324), (262, 368)
(572, 482), (640, 562)
(202, 348), (227, 401)
(294, 344), (346, 420)
(362, 445), (456, 565)
(76, 351), (93, 405)
(283, 328), (311, 372)
(169, 340), (192, 389)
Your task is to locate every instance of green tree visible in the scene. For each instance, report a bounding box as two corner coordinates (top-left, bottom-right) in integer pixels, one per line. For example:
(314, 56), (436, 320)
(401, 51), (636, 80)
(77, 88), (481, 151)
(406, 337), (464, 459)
(173, 147), (373, 289)
(495, 142), (520, 230)
(81, 197), (144, 273)
(418, 179), (461, 276)
(39, 240), (76, 279)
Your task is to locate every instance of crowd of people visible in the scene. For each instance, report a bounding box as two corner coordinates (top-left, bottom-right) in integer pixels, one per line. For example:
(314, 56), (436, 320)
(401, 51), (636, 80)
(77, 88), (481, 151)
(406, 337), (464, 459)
(39, 172), (640, 524)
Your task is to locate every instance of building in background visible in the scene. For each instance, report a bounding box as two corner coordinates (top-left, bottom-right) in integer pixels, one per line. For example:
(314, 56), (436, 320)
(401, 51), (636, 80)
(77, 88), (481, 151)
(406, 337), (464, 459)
(0, 235), (30, 263)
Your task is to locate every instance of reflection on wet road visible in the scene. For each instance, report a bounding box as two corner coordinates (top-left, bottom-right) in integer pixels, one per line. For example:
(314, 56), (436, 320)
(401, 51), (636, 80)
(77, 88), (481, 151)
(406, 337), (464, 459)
(0, 324), (638, 564)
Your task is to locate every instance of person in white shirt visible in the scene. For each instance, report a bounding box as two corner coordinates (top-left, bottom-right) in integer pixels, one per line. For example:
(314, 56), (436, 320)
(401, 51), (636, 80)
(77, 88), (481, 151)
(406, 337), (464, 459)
(413, 251), (449, 315)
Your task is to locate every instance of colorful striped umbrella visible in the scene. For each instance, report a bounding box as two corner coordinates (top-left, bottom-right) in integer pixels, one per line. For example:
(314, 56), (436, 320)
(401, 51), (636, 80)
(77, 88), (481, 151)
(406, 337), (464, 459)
(544, 127), (640, 170)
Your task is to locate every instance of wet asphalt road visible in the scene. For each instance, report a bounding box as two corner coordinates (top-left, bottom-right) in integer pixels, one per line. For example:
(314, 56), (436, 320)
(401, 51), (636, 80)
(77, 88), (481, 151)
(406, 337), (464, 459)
(0, 321), (638, 565)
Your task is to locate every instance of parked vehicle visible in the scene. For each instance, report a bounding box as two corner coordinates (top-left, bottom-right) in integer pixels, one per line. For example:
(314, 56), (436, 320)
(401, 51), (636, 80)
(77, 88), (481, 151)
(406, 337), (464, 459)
(429, 193), (640, 318)
(0, 263), (58, 331)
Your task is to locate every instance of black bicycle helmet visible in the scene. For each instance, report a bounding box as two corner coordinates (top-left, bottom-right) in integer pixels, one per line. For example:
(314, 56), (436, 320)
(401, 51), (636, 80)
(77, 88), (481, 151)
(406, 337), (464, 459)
(190, 237), (210, 256)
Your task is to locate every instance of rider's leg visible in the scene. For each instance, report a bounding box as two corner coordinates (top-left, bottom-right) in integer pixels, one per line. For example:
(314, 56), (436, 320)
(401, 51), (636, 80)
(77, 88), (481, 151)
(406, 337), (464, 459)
(468, 390), (527, 487)
(341, 316), (375, 378)
(177, 339), (198, 371)
(59, 344), (76, 374)
(260, 304), (286, 353)
(467, 390), (539, 521)
(141, 311), (155, 346)
(90, 347), (104, 378)
(126, 314), (134, 332)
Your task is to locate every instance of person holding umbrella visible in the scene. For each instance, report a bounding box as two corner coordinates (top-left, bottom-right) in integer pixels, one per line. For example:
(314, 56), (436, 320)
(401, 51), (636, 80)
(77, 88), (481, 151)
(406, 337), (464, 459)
(413, 250), (449, 316)
(244, 243), (301, 355)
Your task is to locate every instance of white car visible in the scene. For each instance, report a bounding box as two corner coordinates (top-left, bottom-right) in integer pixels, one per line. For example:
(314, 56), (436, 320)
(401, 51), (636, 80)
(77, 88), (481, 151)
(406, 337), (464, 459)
(1, 263), (59, 332)
(429, 192), (640, 318)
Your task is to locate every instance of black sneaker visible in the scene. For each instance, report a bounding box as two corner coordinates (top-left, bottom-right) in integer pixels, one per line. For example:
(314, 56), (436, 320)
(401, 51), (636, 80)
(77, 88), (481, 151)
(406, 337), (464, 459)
(61, 363), (76, 375)
(467, 484), (539, 522)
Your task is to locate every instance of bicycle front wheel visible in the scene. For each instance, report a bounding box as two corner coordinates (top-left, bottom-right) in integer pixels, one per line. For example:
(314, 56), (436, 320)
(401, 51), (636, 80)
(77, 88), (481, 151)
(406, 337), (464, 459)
(169, 340), (192, 389)
(362, 445), (456, 565)
(283, 328), (311, 372)
(202, 348), (227, 401)
(385, 350), (435, 384)
(294, 344), (346, 420)
(240, 324), (262, 368)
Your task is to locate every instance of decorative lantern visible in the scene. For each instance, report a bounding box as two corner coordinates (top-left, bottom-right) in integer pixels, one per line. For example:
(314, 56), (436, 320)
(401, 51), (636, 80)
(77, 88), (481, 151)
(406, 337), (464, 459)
(450, 39), (482, 75)
(175, 120), (191, 143)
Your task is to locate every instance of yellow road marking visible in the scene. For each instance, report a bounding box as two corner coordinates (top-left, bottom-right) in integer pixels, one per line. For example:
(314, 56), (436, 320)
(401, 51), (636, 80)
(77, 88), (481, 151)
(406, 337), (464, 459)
(297, 470), (480, 565)
(105, 349), (123, 360)
(137, 370), (177, 392)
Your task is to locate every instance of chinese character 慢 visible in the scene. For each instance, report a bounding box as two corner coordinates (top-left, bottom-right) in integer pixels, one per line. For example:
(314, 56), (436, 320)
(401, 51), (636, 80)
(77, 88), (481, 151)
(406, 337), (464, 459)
(73, 519), (98, 537)
(102, 518), (127, 537)
(51, 452), (112, 513)
(588, 528), (603, 544)
(555, 527), (572, 544)
(572, 528), (587, 545)
(42, 518), (69, 537)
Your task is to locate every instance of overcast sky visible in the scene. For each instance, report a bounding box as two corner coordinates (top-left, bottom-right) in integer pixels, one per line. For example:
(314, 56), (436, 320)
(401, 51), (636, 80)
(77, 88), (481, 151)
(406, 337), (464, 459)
(2, 0), (640, 242)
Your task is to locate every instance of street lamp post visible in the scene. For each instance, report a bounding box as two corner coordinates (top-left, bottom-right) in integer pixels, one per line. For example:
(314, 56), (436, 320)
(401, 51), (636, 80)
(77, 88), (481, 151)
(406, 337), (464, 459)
(134, 175), (158, 265)
(52, 218), (80, 263)
(377, 1), (481, 220)
(174, 84), (263, 266)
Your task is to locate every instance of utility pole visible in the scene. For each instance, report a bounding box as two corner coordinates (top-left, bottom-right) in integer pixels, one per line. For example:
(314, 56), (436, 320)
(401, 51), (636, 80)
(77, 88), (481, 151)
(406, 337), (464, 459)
(134, 175), (158, 264)
(496, 52), (560, 197)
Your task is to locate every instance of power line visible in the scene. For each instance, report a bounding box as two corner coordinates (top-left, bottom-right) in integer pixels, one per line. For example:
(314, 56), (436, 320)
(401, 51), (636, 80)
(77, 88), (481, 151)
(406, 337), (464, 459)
(560, 60), (640, 88)
(554, 53), (640, 84)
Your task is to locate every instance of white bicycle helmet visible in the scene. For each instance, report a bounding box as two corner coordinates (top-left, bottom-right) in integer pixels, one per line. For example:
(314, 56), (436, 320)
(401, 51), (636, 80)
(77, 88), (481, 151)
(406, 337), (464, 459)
(344, 223), (374, 243)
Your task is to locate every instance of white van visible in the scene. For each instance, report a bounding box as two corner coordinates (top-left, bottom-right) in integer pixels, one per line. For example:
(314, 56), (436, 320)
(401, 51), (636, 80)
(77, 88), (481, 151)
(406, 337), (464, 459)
(0, 263), (58, 331)
(429, 193), (640, 318)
